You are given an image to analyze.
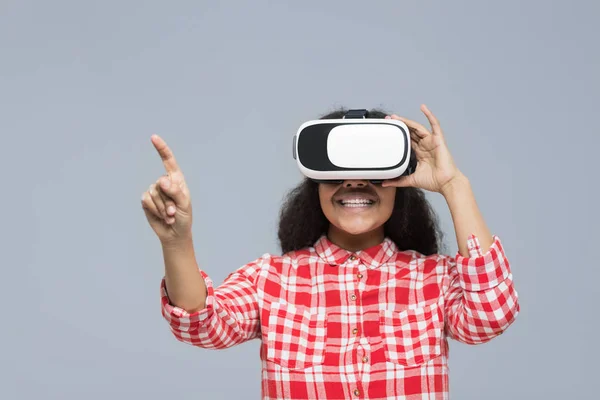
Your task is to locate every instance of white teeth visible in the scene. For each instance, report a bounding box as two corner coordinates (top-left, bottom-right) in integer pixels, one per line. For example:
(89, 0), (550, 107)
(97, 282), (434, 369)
(340, 198), (374, 207)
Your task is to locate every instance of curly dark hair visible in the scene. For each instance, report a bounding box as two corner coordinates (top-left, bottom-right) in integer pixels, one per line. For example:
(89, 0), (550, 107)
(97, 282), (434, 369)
(277, 108), (444, 256)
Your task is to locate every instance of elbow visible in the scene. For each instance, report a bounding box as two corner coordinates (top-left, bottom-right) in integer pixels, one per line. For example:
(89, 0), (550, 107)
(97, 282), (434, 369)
(450, 328), (501, 345)
(449, 302), (520, 345)
(179, 300), (206, 314)
(166, 293), (206, 314)
(451, 328), (508, 346)
(459, 328), (509, 346)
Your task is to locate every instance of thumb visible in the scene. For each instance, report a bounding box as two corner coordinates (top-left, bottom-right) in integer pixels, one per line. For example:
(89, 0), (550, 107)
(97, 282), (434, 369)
(159, 176), (190, 209)
(381, 175), (415, 188)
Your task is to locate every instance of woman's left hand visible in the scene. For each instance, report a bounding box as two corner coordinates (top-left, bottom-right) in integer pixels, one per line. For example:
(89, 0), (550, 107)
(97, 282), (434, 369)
(382, 104), (465, 195)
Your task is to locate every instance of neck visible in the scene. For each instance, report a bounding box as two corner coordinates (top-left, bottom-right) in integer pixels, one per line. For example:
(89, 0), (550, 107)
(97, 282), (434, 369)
(327, 225), (385, 252)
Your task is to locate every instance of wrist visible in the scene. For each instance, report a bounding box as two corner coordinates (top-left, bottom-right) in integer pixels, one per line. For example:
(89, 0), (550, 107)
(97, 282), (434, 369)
(440, 172), (470, 199)
(161, 235), (194, 252)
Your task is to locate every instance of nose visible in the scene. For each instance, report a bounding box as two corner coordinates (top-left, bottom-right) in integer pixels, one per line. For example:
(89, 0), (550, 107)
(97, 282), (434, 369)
(343, 180), (368, 188)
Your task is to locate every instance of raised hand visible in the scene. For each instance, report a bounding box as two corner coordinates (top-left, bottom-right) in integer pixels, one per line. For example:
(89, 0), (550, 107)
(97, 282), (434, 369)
(141, 135), (193, 245)
(382, 104), (463, 195)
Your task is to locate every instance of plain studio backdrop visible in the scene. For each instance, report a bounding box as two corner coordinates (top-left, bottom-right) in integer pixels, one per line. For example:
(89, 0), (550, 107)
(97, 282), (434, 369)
(1, 1), (598, 399)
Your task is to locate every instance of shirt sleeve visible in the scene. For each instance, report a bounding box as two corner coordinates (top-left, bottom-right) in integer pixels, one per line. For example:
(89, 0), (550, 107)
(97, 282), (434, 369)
(160, 260), (262, 350)
(444, 234), (519, 345)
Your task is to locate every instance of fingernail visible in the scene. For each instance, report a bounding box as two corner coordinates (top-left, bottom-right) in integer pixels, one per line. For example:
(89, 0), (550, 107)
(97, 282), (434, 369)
(161, 178), (171, 189)
(167, 206), (176, 215)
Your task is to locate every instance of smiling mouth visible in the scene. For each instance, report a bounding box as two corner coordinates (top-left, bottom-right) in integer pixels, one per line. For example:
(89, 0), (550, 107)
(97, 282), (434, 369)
(337, 198), (376, 208)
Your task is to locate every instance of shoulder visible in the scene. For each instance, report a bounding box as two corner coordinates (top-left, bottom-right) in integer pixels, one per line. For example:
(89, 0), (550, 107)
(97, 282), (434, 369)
(389, 248), (454, 273)
(236, 246), (319, 277)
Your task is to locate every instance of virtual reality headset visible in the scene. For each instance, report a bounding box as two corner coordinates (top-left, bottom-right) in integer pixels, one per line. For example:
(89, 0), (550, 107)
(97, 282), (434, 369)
(293, 109), (416, 184)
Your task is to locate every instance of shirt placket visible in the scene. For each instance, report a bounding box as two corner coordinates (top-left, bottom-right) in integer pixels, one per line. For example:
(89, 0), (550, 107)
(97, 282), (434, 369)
(346, 254), (370, 398)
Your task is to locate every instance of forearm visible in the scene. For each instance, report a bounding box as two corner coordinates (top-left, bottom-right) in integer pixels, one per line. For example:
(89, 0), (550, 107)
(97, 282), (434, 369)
(160, 256), (263, 349)
(446, 273), (519, 344)
(441, 173), (493, 257)
(444, 231), (519, 344)
(162, 237), (207, 313)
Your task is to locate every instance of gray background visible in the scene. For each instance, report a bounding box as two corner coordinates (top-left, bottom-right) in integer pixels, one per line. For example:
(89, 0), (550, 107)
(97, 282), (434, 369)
(2, 0), (598, 399)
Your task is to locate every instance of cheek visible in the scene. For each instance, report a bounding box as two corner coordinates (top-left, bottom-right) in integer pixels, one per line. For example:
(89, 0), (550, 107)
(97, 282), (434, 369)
(379, 188), (396, 217)
(318, 185), (335, 215)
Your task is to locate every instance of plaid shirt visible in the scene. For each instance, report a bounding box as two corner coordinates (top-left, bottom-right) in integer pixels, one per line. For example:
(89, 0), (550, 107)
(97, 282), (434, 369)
(160, 234), (519, 399)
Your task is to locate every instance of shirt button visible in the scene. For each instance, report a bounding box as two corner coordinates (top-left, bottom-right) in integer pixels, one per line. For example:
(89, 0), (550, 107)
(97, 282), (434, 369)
(349, 255), (357, 261)
(357, 273), (363, 279)
(354, 389), (360, 396)
(350, 294), (357, 301)
(362, 356), (369, 363)
(352, 328), (358, 335)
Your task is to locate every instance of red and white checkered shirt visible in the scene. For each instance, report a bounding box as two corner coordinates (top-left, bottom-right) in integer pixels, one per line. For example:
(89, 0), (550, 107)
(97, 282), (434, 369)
(160, 234), (519, 399)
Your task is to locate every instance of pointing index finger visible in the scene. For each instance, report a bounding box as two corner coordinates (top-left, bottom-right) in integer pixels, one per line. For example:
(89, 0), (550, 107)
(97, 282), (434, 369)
(151, 134), (180, 174)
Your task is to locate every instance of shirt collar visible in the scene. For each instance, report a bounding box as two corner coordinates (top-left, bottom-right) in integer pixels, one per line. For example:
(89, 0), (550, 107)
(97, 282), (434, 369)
(313, 234), (398, 268)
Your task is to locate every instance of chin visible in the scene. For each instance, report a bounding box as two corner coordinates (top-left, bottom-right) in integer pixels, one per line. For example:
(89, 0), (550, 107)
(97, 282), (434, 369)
(336, 221), (380, 236)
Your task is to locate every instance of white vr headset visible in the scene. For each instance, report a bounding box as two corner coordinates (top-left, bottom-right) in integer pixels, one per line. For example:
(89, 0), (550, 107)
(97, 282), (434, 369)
(293, 109), (416, 183)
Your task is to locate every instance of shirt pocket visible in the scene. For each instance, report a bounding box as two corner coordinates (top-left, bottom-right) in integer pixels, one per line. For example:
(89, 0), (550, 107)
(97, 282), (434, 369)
(266, 302), (327, 370)
(378, 301), (443, 367)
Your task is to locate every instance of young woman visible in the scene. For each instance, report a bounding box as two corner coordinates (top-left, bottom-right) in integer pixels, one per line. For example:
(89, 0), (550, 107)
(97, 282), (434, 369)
(141, 104), (519, 399)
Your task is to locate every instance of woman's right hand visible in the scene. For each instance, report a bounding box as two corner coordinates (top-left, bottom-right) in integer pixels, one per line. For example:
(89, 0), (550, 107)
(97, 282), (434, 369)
(141, 134), (193, 245)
